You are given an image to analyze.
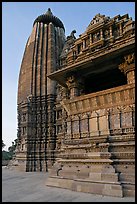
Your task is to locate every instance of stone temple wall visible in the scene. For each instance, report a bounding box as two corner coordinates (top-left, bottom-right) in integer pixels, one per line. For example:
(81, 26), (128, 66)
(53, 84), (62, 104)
(47, 83), (135, 197)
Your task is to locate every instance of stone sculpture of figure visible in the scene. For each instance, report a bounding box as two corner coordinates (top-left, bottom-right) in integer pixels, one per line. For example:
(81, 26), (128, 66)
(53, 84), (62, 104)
(27, 94), (32, 102)
(70, 30), (76, 39)
(124, 53), (135, 64)
(67, 30), (76, 40)
(66, 75), (76, 89)
(104, 29), (110, 39)
(93, 31), (100, 42)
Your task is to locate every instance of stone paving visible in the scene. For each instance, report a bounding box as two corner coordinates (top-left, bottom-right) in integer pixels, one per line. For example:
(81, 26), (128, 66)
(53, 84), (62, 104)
(2, 167), (135, 202)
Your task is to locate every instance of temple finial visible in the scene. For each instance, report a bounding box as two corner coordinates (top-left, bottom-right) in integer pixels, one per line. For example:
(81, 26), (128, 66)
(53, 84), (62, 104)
(45, 8), (53, 15)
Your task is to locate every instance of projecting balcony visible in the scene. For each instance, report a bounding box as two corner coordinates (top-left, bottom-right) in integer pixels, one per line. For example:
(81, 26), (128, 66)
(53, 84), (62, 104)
(61, 83), (135, 116)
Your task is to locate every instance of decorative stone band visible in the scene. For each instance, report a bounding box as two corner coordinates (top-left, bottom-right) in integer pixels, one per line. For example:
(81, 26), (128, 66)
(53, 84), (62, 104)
(61, 83), (135, 116)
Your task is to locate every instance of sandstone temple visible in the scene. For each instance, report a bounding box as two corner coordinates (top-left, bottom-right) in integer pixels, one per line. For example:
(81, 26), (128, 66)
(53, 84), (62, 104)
(14, 8), (135, 197)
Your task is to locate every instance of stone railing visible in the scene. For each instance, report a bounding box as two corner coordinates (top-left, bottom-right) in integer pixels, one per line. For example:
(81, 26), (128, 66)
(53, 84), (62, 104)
(61, 83), (135, 116)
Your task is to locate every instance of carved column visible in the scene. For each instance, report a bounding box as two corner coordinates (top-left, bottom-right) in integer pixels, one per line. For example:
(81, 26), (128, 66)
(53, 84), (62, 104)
(100, 29), (103, 40)
(66, 75), (78, 98)
(118, 53), (135, 84)
(83, 39), (86, 49)
(47, 95), (56, 164)
(89, 33), (92, 44)
(66, 75), (84, 99)
(109, 26), (112, 37)
(119, 23), (122, 35)
(109, 25), (114, 43)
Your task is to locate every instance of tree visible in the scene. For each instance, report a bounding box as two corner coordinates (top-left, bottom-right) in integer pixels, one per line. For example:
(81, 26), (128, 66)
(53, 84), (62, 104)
(2, 151), (12, 160)
(2, 140), (6, 149)
(8, 140), (17, 158)
(2, 140), (12, 161)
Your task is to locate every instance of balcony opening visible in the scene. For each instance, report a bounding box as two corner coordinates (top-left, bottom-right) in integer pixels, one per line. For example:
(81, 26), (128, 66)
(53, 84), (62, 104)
(84, 68), (127, 94)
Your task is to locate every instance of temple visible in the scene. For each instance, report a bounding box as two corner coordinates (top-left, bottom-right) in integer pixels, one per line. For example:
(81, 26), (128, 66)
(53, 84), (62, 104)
(14, 9), (135, 197)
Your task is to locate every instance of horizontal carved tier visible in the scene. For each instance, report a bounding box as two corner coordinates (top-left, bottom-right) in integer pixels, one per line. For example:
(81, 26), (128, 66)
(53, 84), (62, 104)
(62, 83), (135, 115)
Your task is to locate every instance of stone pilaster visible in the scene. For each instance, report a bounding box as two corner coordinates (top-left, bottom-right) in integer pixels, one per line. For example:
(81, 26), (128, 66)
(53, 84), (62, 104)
(46, 94), (56, 167)
(118, 53), (135, 84)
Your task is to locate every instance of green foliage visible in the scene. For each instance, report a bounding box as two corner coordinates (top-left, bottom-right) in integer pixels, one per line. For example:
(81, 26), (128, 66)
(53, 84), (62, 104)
(2, 140), (6, 149)
(8, 140), (16, 153)
(2, 150), (12, 160)
(2, 139), (17, 161)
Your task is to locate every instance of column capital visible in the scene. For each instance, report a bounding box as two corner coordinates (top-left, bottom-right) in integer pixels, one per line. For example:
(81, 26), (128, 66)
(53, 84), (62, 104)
(66, 75), (84, 90)
(66, 75), (78, 89)
(118, 53), (135, 74)
(66, 74), (84, 98)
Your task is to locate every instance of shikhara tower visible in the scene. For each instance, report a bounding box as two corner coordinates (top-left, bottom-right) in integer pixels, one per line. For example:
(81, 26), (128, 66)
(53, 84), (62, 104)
(15, 9), (135, 197)
(16, 8), (65, 171)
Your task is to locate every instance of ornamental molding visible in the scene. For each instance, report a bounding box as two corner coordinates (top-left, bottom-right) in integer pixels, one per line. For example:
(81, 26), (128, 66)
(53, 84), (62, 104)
(88, 13), (110, 27)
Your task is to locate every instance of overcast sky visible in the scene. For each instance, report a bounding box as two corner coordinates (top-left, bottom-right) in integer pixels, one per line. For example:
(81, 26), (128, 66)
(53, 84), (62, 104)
(2, 2), (135, 150)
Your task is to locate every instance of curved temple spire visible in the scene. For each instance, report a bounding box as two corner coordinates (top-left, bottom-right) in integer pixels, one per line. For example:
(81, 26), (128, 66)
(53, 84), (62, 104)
(33, 8), (65, 31)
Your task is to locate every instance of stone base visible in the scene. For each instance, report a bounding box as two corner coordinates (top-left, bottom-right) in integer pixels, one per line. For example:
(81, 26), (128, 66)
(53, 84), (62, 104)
(46, 176), (123, 197)
(46, 161), (123, 197)
(122, 183), (135, 197)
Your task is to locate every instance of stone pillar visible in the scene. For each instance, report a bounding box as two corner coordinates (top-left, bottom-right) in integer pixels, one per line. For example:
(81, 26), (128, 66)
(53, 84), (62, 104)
(109, 26), (113, 37)
(89, 33), (92, 44)
(100, 29), (103, 40)
(66, 75), (84, 99)
(83, 39), (86, 49)
(119, 23), (122, 35)
(109, 25), (114, 43)
(118, 53), (135, 84)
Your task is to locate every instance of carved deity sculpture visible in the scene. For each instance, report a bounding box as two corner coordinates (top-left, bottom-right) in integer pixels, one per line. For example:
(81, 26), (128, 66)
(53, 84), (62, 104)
(104, 29), (110, 39)
(93, 31), (100, 42)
